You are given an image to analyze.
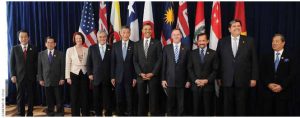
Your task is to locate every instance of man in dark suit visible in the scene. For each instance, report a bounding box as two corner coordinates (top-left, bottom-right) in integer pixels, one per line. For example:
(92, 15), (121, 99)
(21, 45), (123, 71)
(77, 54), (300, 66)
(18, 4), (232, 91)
(37, 36), (65, 116)
(188, 33), (218, 116)
(111, 26), (137, 116)
(216, 19), (259, 116)
(87, 31), (113, 116)
(133, 23), (162, 116)
(261, 34), (294, 116)
(161, 29), (190, 116)
(10, 30), (38, 116)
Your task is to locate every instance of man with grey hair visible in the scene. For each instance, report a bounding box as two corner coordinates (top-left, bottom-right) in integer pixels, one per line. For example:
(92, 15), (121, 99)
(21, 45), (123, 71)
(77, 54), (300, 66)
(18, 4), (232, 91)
(216, 19), (258, 116)
(87, 30), (113, 116)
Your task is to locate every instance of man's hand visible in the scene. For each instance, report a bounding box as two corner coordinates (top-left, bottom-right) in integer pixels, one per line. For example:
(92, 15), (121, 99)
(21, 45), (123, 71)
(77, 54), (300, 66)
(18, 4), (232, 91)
(145, 73), (154, 80)
(268, 83), (277, 90)
(89, 75), (94, 80)
(185, 82), (191, 88)
(132, 79), (137, 87)
(59, 80), (65, 85)
(11, 76), (17, 84)
(162, 80), (168, 88)
(39, 80), (45, 86)
(250, 80), (256, 87)
(66, 78), (72, 85)
(195, 79), (201, 86)
(273, 84), (283, 93)
(111, 78), (116, 87)
(140, 73), (148, 80)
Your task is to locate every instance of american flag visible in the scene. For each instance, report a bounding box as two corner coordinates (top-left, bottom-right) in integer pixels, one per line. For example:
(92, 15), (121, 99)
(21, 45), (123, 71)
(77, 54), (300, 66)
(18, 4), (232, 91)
(79, 2), (97, 47)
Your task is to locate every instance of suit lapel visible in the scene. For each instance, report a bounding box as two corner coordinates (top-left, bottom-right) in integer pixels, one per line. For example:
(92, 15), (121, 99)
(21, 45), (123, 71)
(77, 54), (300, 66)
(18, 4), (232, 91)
(226, 38), (235, 58)
(103, 45), (110, 61)
(170, 45), (176, 63)
(178, 45), (185, 63)
(235, 36), (246, 58)
(140, 40), (147, 58)
(94, 45), (102, 61)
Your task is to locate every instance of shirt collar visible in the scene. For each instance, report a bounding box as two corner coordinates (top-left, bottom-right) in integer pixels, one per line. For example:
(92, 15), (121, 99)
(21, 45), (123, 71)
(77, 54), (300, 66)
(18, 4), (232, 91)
(144, 37), (151, 41)
(199, 47), (207, 53)
(274, 49), (284, 55)
(21, 44), (28, 49)
(231, 35), (240, 40)
(99, 43), (106, 48)
(48, 49), (54, 54)
(173, 42), (181, 47)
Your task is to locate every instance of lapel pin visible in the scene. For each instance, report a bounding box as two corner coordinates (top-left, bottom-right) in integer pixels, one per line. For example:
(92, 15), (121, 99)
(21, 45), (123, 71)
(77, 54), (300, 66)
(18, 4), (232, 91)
(207, 52), (210, 55)
(281, 57), (284, 59)
(54, 55), (56, 57)
(182, 48), (184, 50)
(243, 41), (245, 44)
(108, 48), (110, 51)
(30, 48), (32, 50)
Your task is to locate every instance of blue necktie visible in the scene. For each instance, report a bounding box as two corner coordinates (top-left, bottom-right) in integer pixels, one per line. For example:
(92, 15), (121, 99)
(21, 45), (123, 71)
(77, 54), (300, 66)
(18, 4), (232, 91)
(200, 49), (205, 64)
(48, 51), (53, 63)
(174, 45), (179, 63)
(275, 52), (280, 71)
(122, 43), (127, 60)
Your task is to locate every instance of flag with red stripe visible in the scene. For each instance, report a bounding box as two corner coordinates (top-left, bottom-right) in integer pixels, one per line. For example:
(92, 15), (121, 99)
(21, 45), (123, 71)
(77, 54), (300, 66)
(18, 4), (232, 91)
(176, 1), (191, 49)
(79, 2), (97, 47)
(99, 1), (108, 33)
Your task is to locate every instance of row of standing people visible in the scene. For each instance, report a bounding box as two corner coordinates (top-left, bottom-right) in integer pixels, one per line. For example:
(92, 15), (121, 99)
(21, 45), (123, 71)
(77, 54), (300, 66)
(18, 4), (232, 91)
(10, 19), (294, 116)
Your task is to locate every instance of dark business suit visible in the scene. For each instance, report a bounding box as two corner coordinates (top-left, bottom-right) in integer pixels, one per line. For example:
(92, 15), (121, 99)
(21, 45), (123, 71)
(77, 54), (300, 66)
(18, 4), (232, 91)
(161, 44), (190, 116)
(87, 44), (112, 116)
(188, 48), (218, 116)
(37, 49), (65, 116)
(10, 44), (37, 116)
(133, 39), (162, 116)
(111, 40), (136, 115)
(261, 50), (294, 116)
(216, 36), (259, 116)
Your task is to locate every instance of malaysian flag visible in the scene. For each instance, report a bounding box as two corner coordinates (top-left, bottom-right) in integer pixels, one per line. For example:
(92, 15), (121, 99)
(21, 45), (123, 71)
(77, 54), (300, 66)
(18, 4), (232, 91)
(161, 2), (175, 47)
(79, 2), (97, 47)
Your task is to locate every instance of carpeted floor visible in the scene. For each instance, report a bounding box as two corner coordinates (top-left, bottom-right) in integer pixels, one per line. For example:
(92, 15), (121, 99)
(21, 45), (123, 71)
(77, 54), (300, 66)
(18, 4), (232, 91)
(5, 105), (72, 117)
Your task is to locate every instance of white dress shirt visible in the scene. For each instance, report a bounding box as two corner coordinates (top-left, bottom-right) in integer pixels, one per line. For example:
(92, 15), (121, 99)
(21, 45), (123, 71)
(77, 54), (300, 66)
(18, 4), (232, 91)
(65, 46), (88, 79)
(21, 44), (28, 52)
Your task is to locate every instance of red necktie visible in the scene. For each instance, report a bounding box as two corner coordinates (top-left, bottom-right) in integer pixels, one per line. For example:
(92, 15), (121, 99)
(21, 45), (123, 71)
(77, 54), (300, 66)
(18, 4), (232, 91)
(23, 47), (27, 61)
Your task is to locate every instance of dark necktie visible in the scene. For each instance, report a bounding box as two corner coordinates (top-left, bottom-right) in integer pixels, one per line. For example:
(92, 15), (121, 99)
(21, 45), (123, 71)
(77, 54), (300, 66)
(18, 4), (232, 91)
(23, 46), (27, 61)
(200, 49), (205, 64)
(48, 51), (53, 63)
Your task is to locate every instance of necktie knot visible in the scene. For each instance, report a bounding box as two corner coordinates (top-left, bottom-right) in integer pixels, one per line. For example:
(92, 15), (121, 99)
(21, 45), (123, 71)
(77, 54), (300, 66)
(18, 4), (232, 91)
(276, 52), (280, 56)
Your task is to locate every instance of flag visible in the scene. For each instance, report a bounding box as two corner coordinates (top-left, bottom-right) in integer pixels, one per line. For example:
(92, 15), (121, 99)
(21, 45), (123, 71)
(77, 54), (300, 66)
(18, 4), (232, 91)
(142, 1), (155, 38)
(127, 1), (139, 42)
(193, 2), (205, 50)
(79, 2), (97, 47)
(110, 1), (121, 43)
(209, 1), (222, 51)
(161, 2), (175, 47)
(176, 1), (191, 49)
(99, 1), (108, 33)
(234, 1), (247, 36)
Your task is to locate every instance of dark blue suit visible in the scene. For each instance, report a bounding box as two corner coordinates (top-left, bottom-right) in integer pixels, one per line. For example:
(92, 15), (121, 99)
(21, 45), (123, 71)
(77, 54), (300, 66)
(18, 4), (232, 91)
(111, 40), (136, 115)
(216, 35), (259, 116)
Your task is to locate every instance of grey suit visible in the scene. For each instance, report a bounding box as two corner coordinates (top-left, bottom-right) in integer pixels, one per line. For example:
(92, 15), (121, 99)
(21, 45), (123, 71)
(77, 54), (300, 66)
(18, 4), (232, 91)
(37, 49), (65, 116)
